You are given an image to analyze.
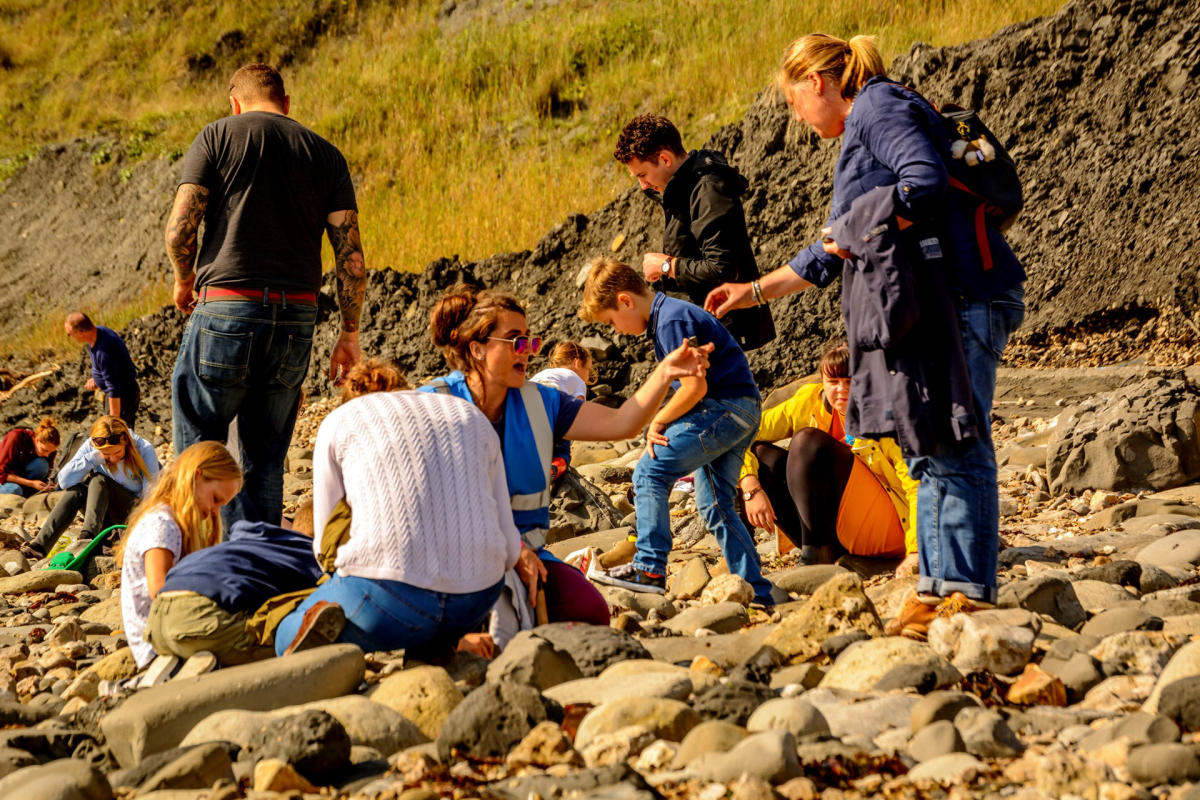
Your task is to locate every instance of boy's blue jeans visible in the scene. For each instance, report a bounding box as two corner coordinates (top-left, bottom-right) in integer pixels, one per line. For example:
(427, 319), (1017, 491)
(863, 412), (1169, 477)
(632, 395), (773, 602)
(275, 573), (503, 657)
(906, 285), (1025, 604)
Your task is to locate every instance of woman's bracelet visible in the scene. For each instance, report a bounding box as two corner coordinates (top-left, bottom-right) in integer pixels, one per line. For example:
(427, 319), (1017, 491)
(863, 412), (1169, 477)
(751, 280), (765, 306)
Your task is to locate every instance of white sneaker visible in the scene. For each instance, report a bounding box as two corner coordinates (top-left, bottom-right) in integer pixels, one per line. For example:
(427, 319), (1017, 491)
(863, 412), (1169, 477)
(172, 651), (218, 681)
(590, 563), (667, 595)
(134, 654), (180, 690)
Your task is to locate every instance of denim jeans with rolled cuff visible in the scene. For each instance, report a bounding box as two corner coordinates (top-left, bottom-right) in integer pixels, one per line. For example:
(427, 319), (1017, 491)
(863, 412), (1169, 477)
(171, 300), (317, 527)
(0, 456), (49, 498)
(632, 395), (773, 603)
(274, 573), (504, 658)
(906, 285), (1025, 604)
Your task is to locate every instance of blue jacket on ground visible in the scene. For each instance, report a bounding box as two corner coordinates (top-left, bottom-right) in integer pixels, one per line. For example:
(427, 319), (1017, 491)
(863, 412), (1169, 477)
(160, 521), (323, 613)
(788, 76), (1024, 301)
(89, 326), (139, 400)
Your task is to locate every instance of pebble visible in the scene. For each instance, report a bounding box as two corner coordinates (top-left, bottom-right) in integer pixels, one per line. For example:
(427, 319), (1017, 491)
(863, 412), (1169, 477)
(928, 609), (1036, 675)
(672, 720), (747, 769)
(821, 637), (960, 691)
(761, 572), (882, 662)
(908, 719), (965, 762)
(1006, 663), (1068, 706)
(368, 665), (462, 741)
(691, 730), (803, 785)
(574, 697), (700, 750)
(955, 707), (1024, 758)
(699, 574), (754, 606)
(745, 698), (830, 742)
(905, 752), (986, 784)
(1126, 743), (1200, 785)
(1, 370), (1198, 800)
(909, 691), (982, 733)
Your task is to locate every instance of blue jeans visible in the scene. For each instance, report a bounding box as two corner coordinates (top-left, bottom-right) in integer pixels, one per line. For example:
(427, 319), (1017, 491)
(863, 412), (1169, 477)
(172, 300), (317, 526)
(632, 395), (772, 602)
(0, 457), (49, 497)
(274, 573), (504, 657)
(906, 285), (1025, 603)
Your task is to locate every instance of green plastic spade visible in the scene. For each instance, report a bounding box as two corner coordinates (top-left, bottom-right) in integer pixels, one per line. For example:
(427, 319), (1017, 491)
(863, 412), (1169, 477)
(44, 524), (126, 572)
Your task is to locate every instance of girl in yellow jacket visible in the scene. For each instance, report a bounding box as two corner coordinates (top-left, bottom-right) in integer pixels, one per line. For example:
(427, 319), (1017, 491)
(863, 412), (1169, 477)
(739, 343), (919, 571)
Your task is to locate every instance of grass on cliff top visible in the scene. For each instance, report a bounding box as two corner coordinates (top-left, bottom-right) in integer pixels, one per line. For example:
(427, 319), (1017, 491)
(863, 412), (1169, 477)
(0, 282), (172, 363)
(1, 0), (1061, 277)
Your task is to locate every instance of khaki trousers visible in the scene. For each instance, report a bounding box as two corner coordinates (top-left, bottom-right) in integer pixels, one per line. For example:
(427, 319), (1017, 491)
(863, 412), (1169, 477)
(146, 591), (273, 667)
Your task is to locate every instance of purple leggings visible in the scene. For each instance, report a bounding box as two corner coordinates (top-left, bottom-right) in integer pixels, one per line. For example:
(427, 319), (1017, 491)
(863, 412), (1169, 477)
(542, 558), (610, 626)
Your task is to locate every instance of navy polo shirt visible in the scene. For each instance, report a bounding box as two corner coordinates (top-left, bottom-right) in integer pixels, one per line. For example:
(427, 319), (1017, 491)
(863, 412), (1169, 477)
(648, 293), (759, 401)
(160, 521), (323, 614)
(89, 326), (139, 400)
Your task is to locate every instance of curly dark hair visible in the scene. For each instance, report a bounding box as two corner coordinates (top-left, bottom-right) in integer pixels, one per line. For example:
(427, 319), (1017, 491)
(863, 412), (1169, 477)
(613, 114), (686, 164)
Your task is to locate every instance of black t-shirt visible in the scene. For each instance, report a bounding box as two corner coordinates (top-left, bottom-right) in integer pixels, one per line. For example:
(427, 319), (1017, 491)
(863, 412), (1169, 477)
(178, 111), (357, 293)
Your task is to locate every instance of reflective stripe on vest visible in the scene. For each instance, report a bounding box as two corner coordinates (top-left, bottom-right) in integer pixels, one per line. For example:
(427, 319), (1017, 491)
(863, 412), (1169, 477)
(426, 377), (553, 547)
(510, 381), (553, 516)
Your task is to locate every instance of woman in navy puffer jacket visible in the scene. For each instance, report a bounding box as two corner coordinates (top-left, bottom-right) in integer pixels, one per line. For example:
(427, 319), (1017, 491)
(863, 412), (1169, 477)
(706, 33), (1025, 640)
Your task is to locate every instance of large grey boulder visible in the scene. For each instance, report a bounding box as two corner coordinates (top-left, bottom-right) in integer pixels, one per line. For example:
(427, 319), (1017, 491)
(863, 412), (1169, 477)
(0, 757), (111, 799)
(1047, 376), (1200, 494)
(437, 681), (560, 761)
(998, 574), (1086, 630)
(100, 644), (364, 768)
(528, 622), (650, 676)
(0, 569), (83, 595)
(485, 631), (582, 690)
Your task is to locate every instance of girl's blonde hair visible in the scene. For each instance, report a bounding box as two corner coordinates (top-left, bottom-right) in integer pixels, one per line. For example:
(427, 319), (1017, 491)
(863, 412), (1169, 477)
(90, 415), (151, 481)
(778, 33), (886, 101)
(115, 441), (242, 564)
(545, 341), (595, 385)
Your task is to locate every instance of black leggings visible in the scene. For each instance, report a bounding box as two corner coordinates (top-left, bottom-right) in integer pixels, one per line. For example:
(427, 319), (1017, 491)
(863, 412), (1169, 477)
(753, 428), (854, 551)
(32, 473), (138, 554)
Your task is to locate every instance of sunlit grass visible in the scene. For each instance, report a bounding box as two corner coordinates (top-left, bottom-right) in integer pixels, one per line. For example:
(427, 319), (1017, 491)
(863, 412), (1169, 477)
(0, 281), (172, 363)
(0, 0), (1062, 356)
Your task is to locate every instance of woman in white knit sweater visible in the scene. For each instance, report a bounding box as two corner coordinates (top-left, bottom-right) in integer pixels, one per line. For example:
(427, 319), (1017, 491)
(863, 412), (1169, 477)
(274, 389), (521, 656)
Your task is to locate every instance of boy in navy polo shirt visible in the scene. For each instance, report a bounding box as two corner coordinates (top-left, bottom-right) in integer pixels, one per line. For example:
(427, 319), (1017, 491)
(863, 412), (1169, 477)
(580, 258), (772, 605)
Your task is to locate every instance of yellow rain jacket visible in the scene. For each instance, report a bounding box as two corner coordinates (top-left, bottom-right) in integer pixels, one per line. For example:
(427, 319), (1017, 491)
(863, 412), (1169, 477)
(740, 382), (920, 555)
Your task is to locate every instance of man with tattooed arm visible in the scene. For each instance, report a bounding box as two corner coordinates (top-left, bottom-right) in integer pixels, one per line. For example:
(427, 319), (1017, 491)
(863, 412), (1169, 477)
(164, 63), (364, 526)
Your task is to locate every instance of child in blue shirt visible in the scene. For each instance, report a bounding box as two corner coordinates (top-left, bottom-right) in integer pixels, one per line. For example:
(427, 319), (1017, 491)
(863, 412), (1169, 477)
(580, 258), (773, 605)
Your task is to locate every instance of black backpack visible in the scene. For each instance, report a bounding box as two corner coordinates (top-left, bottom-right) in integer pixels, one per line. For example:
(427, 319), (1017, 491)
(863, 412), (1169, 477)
(938, 104), (1024, 233)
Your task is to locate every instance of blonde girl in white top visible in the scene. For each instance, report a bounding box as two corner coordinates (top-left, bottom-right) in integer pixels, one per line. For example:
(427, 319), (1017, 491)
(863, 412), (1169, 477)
(116, 441), (242, 667)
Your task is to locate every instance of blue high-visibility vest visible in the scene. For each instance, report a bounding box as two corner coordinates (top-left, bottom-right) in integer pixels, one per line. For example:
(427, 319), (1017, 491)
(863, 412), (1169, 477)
(421, 372), (554, 548)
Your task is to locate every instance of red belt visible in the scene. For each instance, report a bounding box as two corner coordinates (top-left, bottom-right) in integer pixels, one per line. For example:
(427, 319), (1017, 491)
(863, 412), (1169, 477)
(199, 287), (318, 306)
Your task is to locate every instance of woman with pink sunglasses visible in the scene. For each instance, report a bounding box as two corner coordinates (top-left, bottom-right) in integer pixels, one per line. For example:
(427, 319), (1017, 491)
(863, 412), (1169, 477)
(422, 283), (711, 649)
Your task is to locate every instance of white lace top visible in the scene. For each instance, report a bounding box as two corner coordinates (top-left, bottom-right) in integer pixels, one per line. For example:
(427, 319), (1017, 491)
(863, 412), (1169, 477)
(119, 505), (182, 667)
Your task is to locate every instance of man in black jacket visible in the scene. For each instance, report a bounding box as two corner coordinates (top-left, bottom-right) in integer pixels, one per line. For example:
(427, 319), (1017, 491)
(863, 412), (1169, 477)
(614, 115), (775, 352)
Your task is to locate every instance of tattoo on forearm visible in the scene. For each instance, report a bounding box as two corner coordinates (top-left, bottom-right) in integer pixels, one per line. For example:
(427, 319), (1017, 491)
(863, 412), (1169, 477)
(165, 184), (209, 281)
(327, 210), (366, 333)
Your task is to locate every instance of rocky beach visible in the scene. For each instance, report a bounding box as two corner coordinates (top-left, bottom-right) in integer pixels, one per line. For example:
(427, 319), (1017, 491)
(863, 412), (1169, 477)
(0, 364), (1198, 799)
(0, 0), (1199, 796)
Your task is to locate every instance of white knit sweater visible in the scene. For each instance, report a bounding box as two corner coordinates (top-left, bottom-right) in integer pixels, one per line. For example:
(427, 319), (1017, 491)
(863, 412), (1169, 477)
(311, 390), (521, 593)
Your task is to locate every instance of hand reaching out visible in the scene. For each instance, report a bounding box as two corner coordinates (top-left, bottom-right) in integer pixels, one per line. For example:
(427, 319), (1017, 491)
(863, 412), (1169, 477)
(660, 340), (713, 381)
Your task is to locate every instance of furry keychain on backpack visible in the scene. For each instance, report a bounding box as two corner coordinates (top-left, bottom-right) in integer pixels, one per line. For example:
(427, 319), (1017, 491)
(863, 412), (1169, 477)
(950, 135), (997, 167)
